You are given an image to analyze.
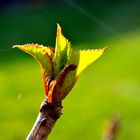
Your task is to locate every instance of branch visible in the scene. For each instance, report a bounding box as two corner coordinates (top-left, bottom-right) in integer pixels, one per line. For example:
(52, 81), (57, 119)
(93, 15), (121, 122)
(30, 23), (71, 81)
(101, 114), (120, 140)
(26, 99), (62, 140)
(26, 64), (76, 140)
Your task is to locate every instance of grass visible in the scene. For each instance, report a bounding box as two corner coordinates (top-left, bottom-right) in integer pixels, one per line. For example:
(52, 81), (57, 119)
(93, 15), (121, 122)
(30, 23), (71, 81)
(1, 29), (140, 139)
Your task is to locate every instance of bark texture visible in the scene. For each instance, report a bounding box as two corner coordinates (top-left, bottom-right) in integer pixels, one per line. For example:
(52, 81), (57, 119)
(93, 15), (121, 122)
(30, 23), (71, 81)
(26, 99), (62, 140)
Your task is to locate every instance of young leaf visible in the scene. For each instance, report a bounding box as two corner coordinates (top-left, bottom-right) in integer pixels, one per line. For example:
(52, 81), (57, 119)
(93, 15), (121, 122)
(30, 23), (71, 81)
(74, 48), (106, 78)
(13, 44), (54, 95)
(53, 24), (72, 77)
(13, 24), (106, 103)
(13, 43), (54, 76)
(57, 48), (106, 100)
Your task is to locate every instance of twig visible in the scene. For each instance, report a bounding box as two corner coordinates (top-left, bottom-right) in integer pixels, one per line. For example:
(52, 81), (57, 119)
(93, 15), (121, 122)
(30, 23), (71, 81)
(26, 99), (62, 140)
(26, 64), (76, 140)
(101, 114), (120, 140)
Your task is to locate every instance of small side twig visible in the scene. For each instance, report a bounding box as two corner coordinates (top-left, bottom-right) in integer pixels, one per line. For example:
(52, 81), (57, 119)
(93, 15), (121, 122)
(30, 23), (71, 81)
(101, 114), (120, 140)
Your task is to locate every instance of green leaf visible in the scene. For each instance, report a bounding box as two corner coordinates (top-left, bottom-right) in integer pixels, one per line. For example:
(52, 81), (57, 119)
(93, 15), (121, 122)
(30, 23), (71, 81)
(13, 24), (106, 102)
(13, 44), (55, 95)
(58, 48), (106, 100)
(13, 44), (54, 77)
(53, 24), (72, 77)
(74, 48), (106, 78)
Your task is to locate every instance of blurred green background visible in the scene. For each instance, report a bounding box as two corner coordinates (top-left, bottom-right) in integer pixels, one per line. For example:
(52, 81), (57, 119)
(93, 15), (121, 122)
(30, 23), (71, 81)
(0, 0), (140, 139)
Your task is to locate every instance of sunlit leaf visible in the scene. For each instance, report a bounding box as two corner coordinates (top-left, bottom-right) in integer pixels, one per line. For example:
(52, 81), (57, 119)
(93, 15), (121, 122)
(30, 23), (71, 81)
(13, 24), (106, 102)
(13, 44), (55, 95)
(53, 24), (72, 77)
(58, 48), (106, 100)
(75, 48), (106, 78)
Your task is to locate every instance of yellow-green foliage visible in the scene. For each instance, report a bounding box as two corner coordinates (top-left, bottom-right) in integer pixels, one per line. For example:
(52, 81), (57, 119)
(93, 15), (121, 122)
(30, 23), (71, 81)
(13, 24), (105, 100)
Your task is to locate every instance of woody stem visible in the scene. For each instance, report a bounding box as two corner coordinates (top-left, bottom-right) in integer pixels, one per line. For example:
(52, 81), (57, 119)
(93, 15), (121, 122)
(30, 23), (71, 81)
(26, 99), (62, 140)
